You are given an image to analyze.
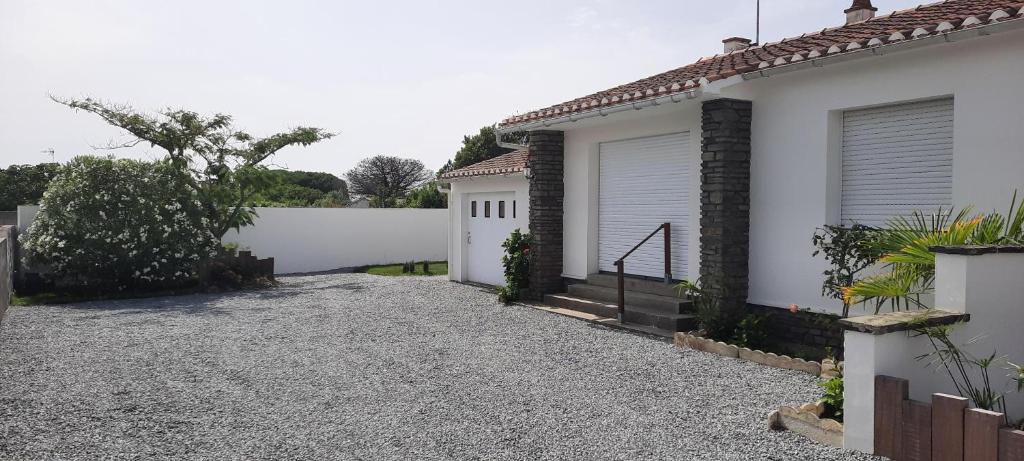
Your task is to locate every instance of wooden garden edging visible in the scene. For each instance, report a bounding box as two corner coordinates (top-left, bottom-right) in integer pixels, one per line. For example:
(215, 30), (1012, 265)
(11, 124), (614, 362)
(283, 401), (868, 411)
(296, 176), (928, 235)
(874, 375), (1024, 460)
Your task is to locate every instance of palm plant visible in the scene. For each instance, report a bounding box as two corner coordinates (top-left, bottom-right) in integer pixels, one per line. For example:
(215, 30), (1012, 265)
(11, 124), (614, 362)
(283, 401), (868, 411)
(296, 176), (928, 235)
(845, 193), (1024, 313)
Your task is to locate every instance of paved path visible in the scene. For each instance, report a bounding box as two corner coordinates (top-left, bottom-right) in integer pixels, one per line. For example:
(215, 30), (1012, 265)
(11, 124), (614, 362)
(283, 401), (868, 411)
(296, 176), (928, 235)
(0, 274), (877, 460)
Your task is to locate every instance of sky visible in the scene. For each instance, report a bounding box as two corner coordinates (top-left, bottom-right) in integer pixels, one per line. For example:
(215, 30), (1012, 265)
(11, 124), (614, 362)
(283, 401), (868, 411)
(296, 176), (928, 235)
(0, 0), (927, 176)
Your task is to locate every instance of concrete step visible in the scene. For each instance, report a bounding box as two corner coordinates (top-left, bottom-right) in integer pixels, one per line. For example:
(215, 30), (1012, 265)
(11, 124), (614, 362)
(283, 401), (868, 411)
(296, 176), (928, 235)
(586, 273), (683, 298)
(543, 294), (699, 334)
(566, 283), (691, 315)
(544, 294), (618, 318)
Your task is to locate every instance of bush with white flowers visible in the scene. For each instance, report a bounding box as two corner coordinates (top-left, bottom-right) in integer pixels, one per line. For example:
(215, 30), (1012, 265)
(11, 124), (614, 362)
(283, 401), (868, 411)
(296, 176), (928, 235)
(22, 156), (219, 289)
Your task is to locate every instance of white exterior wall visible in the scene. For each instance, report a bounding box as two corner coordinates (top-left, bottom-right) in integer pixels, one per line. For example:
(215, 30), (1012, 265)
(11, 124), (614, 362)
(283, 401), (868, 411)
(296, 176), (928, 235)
(447, 175), (529, 282)
(229, 207), (448, 274)
(719, 30), (1024, 315)
(561, 105), (703, 281)
(490, 28), (1023, 312)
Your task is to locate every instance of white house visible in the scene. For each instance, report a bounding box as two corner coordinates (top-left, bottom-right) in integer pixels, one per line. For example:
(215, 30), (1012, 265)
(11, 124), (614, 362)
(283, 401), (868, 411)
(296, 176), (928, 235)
(442, 0), (1024, 337)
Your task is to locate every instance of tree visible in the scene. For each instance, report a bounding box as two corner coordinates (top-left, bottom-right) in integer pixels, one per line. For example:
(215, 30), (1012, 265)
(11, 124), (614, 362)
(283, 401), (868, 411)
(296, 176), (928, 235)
(248, 170), (349, 207)
(53, 96), (333, 239)
(0, 163), (61, 210)
(404, 181), (447, 209)
(438, 126), (513, 176)
(345, 155), (430, 208)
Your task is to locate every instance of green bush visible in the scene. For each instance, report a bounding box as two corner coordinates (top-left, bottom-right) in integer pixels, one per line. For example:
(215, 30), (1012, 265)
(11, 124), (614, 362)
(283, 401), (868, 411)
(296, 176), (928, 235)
(733, 313), (770, 350)
(21, 156), (218, 290)
(819, 375), (844, 421)
(498, 229), (532, 305)
(676, 278), (741, 340)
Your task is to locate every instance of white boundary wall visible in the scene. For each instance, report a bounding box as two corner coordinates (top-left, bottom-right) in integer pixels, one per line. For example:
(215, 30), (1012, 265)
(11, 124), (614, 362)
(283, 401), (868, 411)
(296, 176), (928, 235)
(842, 250), (1024, 453)
(17, 206), (447, 275)
(228, 208), (447, 274)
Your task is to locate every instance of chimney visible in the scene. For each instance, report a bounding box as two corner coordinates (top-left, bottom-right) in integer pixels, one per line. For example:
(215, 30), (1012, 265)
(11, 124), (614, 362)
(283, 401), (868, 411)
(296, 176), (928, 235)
(722, 37), (752, 53)
(845, 0), (878, 24)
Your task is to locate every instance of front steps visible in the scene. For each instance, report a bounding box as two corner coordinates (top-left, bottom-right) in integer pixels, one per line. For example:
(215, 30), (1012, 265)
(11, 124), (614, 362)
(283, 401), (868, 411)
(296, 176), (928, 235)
(543, 274), (697, 338)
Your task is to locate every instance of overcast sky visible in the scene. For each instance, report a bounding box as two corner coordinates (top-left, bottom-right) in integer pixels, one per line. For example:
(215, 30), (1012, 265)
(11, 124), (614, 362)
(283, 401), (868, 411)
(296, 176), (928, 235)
(1, 0), (926, 175)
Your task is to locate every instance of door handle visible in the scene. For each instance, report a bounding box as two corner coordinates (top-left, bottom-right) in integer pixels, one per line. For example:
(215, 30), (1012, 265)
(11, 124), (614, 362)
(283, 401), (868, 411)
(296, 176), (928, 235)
(467, 232), (472, 244)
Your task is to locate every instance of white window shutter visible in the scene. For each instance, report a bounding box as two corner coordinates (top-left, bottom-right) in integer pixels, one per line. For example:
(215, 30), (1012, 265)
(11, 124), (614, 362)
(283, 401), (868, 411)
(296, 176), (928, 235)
(841, 98), (954, 227)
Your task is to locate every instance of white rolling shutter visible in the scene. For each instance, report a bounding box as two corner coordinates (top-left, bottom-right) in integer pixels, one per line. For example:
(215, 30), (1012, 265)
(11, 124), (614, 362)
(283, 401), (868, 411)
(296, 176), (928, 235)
(598, 132), (689, 279)
(841, 98), (954, 227)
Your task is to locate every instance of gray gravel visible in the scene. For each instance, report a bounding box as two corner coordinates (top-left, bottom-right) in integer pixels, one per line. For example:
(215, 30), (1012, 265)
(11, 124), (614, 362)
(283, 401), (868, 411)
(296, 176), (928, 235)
(0, 274), (878, 460)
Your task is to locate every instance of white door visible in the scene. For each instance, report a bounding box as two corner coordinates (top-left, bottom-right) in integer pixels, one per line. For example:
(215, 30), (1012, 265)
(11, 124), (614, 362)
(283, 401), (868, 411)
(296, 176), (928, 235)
(599, 132), (690, 279)
(466, 192), (516, 286)
(841, 98), (954, 227)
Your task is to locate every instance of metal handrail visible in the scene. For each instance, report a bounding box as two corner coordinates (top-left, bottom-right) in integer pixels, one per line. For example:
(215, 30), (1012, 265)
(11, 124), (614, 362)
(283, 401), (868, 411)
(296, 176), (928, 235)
(613, 222), (671, 322)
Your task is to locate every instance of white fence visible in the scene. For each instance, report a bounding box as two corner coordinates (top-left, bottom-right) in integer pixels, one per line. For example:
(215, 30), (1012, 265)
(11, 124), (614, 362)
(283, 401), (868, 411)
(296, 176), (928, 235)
(228, 207), (448, 274)
(16, 205), (448, 275)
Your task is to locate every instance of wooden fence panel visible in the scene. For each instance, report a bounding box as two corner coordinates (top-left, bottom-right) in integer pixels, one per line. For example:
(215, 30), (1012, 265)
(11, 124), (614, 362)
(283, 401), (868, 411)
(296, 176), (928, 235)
(876, 375), (910, 459)
(901, 400), (933, 461)
(933, 393), (969, 461)
(965, 408), (1003, 461)
(1000, 429), (1024, 461)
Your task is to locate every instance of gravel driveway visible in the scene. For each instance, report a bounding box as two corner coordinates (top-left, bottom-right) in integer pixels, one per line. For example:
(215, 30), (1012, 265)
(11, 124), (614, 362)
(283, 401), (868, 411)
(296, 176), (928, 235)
(0, 274), (876, 460)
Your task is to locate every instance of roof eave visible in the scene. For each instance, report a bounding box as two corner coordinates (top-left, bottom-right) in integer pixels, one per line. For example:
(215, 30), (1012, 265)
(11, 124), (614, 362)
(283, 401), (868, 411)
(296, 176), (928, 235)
(744, 17), (1024, 81)
(440, 171), (526, 183)
(496, 85), (719, 133)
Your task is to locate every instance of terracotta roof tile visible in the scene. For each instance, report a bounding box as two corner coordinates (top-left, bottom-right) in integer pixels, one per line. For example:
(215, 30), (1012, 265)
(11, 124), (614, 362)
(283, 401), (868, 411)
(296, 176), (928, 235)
(499, 0), (1024, 128)
(440, 150), (529, 180)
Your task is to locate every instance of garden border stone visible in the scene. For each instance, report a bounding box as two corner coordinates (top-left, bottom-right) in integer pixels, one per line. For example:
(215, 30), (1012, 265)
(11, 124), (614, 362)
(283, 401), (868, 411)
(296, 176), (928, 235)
(768, 400), (844, 448)
(674, 331), (823, 377)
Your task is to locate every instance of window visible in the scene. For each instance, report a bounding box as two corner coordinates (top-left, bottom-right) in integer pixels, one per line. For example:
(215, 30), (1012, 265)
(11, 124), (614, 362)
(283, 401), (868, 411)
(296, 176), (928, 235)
(498, 201), (505, 218)
(513, 200), (516, 219)
(484, 201), (491, 218)
(841, 97), (954, 227)
(471, 201), (477, 217)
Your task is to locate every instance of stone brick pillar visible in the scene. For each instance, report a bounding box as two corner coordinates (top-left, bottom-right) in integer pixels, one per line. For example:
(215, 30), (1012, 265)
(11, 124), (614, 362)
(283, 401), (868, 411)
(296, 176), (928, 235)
(700, 99), (752, 315)
(527, 130), (564, 300)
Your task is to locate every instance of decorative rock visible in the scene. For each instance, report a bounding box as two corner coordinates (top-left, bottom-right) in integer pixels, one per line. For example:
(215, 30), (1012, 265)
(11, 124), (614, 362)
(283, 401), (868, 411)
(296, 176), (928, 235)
(767, 410), (782, 430)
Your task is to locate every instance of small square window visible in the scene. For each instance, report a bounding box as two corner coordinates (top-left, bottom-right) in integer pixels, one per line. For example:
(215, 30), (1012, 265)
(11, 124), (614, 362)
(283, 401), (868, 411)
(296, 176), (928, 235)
(513, 200), (516, 219)
(498, 201), (505, 218)
(471, 201), (477, 217)
(484, 201), (491, 218)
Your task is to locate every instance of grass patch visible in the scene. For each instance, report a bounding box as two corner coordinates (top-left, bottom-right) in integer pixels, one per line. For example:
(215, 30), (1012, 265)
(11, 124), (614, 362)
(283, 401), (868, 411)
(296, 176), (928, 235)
(356, 261), (448, 276)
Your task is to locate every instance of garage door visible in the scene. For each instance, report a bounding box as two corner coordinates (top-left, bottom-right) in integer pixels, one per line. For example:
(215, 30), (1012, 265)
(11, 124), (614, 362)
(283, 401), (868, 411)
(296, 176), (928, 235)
(466, 192), (516, 286)
(598, 132), (690, 279)
(842, 98), (954, 227)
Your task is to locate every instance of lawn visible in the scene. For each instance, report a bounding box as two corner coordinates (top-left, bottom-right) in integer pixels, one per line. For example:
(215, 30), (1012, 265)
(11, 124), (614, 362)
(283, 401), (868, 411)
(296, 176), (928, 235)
(357, 261), (447, 276)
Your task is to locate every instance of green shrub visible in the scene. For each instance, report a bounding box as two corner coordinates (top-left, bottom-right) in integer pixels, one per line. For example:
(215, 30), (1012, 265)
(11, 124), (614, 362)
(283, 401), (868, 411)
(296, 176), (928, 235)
(498, 229), (532, 305)
(676, 278), (741, 341)
(21, 156), (218, 290)
(811, 224), (879, 317)
(819, 375), (844, 421)
(733, 313), (770, 350)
